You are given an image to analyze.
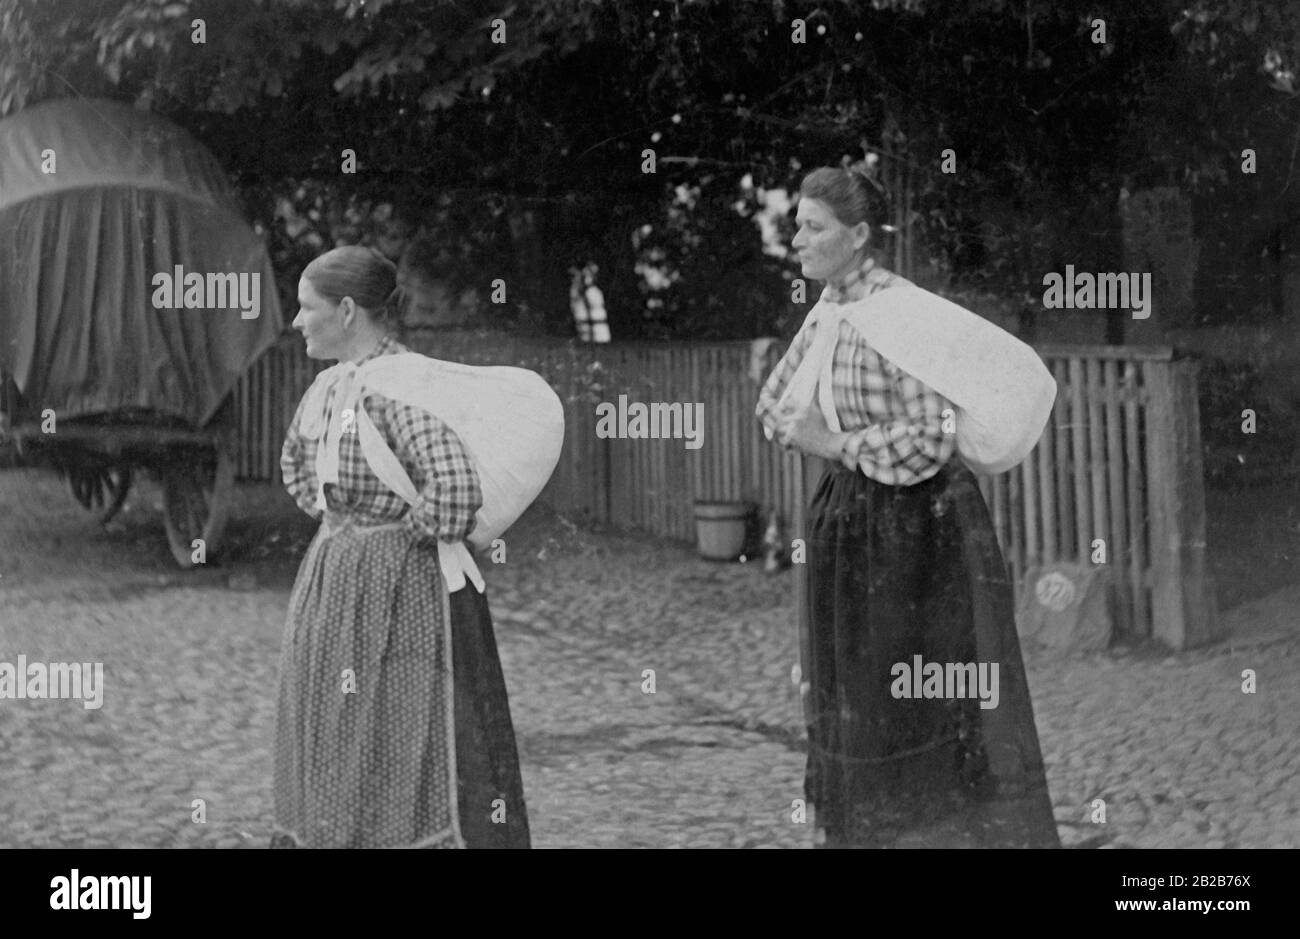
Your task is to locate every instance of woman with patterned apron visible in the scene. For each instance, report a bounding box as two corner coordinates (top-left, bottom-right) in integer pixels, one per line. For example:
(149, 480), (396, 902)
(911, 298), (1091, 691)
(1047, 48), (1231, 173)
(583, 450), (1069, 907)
(272, 246), (530, 848)
(757, 166), (1060, 848)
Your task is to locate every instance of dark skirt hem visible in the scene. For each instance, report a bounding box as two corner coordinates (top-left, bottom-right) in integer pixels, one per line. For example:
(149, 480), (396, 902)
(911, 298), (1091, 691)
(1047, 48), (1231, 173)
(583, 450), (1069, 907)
(804, 459), (1059, 849)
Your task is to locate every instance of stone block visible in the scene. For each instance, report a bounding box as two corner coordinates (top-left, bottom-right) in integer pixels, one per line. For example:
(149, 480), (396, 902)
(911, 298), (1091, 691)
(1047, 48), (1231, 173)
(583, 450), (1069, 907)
(1016, 562), (1115, 655)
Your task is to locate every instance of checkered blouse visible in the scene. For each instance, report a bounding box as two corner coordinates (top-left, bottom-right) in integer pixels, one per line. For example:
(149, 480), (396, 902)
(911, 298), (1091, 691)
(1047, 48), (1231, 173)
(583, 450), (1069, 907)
(281, 334), (482, 542)
(756, 258), (957, 486)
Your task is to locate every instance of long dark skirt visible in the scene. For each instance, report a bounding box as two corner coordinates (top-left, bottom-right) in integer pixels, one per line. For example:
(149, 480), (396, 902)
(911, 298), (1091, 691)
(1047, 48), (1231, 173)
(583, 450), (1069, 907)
(273, 518), (529, 848)
(804, 460), (1059, 848)
(449, 585), (531, 849)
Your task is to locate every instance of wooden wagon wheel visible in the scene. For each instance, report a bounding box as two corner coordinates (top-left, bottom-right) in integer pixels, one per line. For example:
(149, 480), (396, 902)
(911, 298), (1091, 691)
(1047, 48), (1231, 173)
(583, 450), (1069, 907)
(67, 465), (133, 525)
(161, 445), (233, 568)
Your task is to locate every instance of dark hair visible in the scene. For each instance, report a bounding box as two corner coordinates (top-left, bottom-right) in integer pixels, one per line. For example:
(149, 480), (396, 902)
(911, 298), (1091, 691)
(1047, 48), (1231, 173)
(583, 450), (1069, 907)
(799, 165), (882, 228)
(302, 245), (405, 330)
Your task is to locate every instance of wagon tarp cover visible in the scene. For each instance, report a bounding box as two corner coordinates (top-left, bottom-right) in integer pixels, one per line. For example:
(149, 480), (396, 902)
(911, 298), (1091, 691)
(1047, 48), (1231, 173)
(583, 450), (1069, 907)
(0, 97), (283, 427)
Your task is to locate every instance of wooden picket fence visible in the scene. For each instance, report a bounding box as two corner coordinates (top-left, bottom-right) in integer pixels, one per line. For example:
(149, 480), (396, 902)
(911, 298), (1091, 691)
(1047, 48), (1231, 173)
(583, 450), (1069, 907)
(232, 329), (1214, 650)
(988, 346), (1213, 650)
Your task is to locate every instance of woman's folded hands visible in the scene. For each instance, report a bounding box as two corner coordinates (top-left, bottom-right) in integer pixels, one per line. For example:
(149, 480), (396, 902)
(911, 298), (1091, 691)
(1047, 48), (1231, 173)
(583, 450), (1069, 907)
(774, 402), (847, 461)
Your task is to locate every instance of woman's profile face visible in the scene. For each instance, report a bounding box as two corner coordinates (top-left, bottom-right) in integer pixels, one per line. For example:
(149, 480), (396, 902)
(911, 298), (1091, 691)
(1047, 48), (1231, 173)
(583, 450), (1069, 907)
(792, 197), (866, 283)
(292, 276), (349, 361)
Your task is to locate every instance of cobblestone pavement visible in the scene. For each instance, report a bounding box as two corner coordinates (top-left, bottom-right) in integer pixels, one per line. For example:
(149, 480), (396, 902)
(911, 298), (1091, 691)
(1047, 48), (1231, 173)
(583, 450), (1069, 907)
(1, 470), (1297, 849)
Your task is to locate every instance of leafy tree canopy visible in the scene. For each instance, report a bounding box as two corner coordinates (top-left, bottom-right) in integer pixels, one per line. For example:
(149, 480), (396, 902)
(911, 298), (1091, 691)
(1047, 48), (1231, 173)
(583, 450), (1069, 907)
(1, 0), (1295, 337)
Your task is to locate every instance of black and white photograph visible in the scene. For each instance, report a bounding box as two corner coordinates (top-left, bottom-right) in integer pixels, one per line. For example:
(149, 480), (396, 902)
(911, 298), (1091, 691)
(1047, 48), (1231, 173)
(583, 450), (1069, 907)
(0, 0), (1294, 913)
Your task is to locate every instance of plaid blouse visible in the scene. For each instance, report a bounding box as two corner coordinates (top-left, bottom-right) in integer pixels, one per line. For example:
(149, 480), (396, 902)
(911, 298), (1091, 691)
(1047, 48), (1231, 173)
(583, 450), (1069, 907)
(756, 258), (957, 486)
(281, 334), (483, 542)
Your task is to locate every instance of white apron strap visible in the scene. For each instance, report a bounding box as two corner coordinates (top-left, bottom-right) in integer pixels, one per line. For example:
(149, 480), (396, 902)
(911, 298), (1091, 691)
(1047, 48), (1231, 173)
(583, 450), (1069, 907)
(355, 403), (486, 594)
(313, 364), (357, 511)
(776, 304), (844, 434)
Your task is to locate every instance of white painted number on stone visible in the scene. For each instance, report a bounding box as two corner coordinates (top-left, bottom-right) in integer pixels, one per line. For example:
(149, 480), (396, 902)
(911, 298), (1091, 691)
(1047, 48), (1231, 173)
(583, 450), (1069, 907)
(1035, 571), (1076, 612)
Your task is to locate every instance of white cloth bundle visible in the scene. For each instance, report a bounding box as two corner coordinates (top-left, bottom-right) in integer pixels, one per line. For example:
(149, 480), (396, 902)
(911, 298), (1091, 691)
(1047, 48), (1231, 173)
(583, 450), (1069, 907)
(777, 285), (1056, 476)
(303, 352), (565, 587)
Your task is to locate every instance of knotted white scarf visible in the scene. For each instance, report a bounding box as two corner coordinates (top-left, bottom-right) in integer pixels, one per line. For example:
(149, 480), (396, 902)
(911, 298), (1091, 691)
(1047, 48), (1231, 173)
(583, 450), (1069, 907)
(772, 303), (849, 435)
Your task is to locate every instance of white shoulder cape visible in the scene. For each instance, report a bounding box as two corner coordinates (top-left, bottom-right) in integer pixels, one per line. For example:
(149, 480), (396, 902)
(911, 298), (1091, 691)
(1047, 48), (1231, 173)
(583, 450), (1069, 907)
(782, 286), (1056, 476)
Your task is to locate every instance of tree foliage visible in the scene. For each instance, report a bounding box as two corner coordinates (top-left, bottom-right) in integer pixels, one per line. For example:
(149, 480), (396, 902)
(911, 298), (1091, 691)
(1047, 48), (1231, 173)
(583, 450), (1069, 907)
(1, 0), (1295, 338)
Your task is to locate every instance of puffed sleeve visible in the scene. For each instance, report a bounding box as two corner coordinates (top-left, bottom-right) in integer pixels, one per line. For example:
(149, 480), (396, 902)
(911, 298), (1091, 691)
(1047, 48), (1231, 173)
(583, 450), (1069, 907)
(838, 360), (957, 478)
(385, 399), (483, 543)
(281, 389), (324, 520)
(755, 318), (815, 439)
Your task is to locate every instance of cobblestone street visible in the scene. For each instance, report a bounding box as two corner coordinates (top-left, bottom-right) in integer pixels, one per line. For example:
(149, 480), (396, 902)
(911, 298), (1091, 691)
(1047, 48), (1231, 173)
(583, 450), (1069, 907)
(1, 470), (1297, 849)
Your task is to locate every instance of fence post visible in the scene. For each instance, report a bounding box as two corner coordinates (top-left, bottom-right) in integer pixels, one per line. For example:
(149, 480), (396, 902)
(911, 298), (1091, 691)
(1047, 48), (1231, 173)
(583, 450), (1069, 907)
(1145, 358), (1217, 650)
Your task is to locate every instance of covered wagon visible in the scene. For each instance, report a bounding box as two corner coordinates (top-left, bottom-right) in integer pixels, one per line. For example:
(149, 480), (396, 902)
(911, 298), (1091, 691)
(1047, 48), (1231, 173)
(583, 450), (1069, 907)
(0, 97), (283, 565)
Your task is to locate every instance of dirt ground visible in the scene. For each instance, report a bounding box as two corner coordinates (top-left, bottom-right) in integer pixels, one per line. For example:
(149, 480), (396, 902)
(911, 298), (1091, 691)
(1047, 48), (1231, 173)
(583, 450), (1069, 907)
(1, 465), (1297, 849)
(1, 463), (1294, 636)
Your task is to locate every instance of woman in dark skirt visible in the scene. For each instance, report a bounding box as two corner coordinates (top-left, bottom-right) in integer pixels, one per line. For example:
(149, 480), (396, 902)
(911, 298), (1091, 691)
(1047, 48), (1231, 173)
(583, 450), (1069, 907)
(272, 246), (529, 849)
(757, 166), (1059, 848)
